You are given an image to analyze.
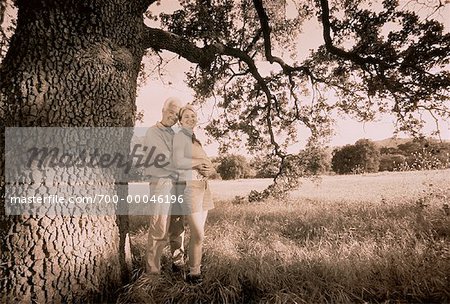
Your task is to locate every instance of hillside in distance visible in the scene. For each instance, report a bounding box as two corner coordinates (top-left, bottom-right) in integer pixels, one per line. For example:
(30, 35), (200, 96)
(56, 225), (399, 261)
(373, 136), (449, 149)
(373, 137), (411, 148)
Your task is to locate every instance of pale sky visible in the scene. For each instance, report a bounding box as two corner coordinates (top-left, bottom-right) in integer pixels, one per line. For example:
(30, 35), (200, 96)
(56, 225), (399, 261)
(136, 0), (450, 156)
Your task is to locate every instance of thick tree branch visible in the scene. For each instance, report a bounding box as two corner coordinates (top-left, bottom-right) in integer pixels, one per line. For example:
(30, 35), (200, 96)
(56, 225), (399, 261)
(252, 0), (273, 62)
(142, 26), (268, 96)
(143, 27), (217, 68)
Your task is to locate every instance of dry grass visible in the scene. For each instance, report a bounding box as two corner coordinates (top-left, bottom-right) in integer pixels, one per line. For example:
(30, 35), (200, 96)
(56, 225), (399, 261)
(119, 170), (450, 303)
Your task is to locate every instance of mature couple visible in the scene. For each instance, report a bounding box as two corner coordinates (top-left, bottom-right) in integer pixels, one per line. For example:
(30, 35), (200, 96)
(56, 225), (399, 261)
(143, 97), (215, 284)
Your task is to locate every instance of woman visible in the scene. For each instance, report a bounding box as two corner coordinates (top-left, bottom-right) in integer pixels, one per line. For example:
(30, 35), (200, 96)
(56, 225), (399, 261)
(172, 104), (215, 284)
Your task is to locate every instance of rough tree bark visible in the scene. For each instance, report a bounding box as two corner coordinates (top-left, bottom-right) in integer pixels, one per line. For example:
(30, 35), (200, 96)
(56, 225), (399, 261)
(0, 0), (147, 302)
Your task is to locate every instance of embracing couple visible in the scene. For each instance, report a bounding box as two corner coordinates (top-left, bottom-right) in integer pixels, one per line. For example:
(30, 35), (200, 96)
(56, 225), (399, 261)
(143, 97), (215, 284)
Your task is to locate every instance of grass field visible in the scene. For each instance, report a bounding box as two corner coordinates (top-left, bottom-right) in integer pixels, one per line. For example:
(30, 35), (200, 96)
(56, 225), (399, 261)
(119, 169), (450, 303)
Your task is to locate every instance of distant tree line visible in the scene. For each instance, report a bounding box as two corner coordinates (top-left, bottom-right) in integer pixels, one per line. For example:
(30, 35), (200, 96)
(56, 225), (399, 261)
(213, 147), (332, 180)
(212, 138), (450, 179)
(378, 139), (450, 172)
(331, 138), (450, 174)
(128, 138), (450, 181)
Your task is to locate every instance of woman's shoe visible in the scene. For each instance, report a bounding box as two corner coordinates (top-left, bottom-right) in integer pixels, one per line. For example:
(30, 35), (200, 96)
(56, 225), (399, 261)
(185, 273), (203, 284)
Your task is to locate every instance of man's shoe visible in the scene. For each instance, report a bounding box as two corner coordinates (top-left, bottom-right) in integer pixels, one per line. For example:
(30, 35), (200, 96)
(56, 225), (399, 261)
(172, 263), (184, 273)
(185, 273), (203, 284)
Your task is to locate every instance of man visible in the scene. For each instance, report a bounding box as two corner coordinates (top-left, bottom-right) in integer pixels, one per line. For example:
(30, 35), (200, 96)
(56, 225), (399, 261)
(143, 97), (185, 275)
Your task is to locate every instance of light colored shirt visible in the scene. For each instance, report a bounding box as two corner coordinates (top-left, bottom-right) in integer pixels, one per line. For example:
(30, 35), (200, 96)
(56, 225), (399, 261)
(173, 128), (212, 181)
(143, 122), (176, 178)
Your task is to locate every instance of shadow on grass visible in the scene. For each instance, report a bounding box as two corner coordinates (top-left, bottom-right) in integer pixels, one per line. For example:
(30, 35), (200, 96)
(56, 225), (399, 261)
(118, 199), (450, 303)
(117, 242), (450, 304)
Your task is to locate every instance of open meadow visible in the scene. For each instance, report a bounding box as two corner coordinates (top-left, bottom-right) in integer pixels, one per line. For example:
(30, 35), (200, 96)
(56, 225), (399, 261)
(120, 170), (450, 303)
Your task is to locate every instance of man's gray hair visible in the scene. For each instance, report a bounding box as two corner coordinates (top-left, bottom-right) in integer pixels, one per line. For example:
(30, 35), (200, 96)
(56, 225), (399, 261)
(162, 97), (182, 111)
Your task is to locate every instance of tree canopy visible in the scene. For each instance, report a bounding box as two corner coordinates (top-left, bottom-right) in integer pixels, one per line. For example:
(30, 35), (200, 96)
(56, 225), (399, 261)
(151, 0), (449, 194)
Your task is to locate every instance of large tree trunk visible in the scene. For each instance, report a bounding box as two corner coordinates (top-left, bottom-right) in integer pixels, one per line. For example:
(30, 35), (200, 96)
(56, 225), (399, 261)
(1, 0), (145, 302)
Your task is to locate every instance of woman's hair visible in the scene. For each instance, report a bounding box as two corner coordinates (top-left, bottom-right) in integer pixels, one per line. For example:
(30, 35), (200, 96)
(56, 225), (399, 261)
(178, 104), (201, 145)
(177, 103), (196, 121)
